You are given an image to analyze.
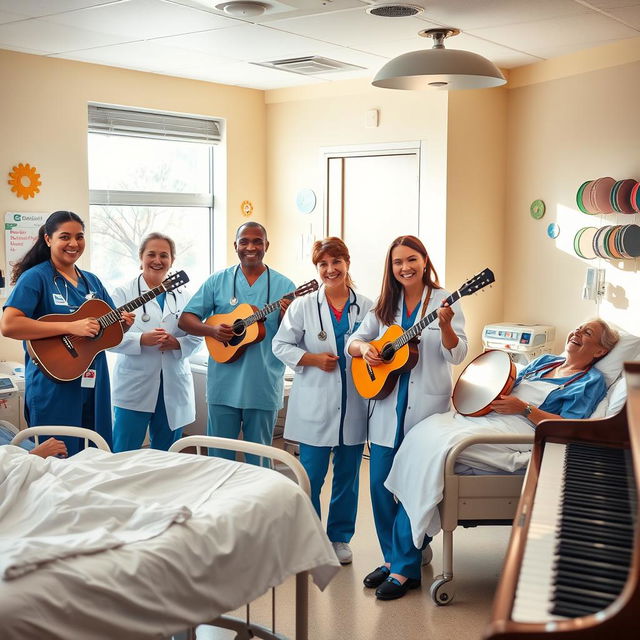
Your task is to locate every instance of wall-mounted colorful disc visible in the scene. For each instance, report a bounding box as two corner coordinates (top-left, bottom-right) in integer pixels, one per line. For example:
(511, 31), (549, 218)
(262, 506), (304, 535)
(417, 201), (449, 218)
(547, 223), (560, 239)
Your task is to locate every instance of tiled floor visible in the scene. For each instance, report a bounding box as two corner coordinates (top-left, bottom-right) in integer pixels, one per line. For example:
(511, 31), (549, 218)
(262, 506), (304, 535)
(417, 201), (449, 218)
(196, 455), (512, 640)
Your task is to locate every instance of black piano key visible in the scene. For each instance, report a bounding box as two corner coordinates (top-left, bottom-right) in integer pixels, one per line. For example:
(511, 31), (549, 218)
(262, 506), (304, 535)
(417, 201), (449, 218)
(556, 554), (629, 580)
(555, 572), (626, 595)
(561, 504), (633, 526)
(553, 584), (616, 609)
(551, 600), (602, 618)
(559, 520), (632, 547)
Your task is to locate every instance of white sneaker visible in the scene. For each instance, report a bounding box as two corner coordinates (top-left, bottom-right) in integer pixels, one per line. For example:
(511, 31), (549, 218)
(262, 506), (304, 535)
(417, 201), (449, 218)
(332, 542), (353, 565)
(421, 545), (433, 566)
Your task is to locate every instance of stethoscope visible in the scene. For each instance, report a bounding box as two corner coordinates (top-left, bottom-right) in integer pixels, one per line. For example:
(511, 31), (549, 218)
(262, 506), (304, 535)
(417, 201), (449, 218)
(521, 359), (591, 392)
(137, 273), (178, 322)
(316, 285), (361, 341)
(229, 264), (270, 306)
(52, 265), (95, 308)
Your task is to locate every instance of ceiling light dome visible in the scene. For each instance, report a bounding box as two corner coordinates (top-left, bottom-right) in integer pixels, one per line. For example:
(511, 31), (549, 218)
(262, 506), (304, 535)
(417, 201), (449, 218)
(215, 1), (270, 18)
(372, 28), (506, 91)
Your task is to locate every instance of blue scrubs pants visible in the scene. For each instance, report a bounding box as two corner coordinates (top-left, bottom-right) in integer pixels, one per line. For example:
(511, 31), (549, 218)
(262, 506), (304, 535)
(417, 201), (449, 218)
(299, 442), (364, 543)
(112, 381), (181, 452)
(207, 404), (277, 467)
(370, 443), (431, 580)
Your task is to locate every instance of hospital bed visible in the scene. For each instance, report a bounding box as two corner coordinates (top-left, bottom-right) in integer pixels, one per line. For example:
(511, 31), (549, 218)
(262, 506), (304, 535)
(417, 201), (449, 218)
(0, 430), (339, 640)
(429, 332), (638, 606)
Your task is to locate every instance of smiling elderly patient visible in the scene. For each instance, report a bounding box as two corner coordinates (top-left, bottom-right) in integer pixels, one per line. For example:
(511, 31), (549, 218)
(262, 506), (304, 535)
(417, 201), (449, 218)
(384, 319), (619, 558)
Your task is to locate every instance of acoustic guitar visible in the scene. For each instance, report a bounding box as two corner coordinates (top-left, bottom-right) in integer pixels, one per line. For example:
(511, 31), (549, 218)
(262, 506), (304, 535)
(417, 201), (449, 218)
(351, 268), (495, 400)
(27, 270), (189, 383)
(205, 279), (319, 363)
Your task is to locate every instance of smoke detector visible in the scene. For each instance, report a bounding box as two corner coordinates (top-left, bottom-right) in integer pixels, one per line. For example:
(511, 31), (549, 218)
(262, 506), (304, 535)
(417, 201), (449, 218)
(215, 2), (270, 18)
(365, 3), (424, 18)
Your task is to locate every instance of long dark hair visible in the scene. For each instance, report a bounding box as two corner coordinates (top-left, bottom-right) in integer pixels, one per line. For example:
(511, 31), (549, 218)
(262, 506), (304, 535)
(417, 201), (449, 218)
(374, 235), (440, 327)
(11, 211), (84, 285)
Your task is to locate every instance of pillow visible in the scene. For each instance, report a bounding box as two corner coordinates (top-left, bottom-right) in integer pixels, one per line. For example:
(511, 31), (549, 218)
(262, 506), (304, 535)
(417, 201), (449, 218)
(605, 378), (627, 417)
(594, 328), (640, 387)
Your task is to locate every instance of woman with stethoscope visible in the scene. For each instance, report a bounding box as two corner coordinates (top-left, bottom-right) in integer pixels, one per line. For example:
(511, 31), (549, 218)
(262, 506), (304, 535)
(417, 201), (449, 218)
(272, 237), (373, 566)
(346, 234), (467, 600)
(109, 232), (202, 452)
(1, 210), (135, 455)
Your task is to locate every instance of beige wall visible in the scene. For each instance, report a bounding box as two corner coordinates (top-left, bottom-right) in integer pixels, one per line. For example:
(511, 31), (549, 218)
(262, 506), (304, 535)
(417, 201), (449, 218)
(446, 88), (507, 360)
(0, 49), (266, 360)
(265, 80), (507, 363)
(504, 53), (640, 350)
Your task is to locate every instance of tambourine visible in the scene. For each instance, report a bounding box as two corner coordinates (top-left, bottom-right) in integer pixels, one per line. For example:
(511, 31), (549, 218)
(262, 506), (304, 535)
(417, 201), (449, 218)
(452, 350), (516, 417)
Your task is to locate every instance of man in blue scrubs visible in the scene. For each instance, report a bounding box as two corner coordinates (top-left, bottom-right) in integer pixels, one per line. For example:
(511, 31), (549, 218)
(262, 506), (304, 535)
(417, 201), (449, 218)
(179, 222), (295, 466)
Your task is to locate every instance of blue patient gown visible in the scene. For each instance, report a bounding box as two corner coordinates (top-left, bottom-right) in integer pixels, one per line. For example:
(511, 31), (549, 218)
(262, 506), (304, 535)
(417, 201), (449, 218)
(4, 261), (115, 454)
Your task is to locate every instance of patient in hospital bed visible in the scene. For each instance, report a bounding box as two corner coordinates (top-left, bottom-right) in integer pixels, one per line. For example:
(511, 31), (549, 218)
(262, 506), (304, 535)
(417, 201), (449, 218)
(385, 319), (621, 548)
(0, 422), (67, 457)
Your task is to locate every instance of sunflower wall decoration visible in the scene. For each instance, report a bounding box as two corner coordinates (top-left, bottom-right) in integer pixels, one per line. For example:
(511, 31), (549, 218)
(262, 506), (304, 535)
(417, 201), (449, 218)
(240, 200), (254, 217)
(8, 163), (42, 200)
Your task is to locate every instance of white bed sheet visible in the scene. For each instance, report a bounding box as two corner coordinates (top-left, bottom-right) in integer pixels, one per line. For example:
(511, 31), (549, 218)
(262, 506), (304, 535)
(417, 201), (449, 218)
(0, 448), (340, 640)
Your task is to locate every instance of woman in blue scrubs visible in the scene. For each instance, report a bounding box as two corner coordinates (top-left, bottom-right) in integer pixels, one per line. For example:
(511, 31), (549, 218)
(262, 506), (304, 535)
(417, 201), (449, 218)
(272, 238), (373, 565)
(0, 211), (134, 455)
(347, 235), (467, 600)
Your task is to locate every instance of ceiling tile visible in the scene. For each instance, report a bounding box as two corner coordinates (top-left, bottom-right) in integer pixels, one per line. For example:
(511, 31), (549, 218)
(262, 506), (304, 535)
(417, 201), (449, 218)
(0, 1), (123, 18)
(414, 0), (591, 30)
(44, 0), (236, 39)
(606, 6), (640, 28)
(0, 10), (29, 24)
(0, 18), (130, 53)
(472, 12), (639, 56)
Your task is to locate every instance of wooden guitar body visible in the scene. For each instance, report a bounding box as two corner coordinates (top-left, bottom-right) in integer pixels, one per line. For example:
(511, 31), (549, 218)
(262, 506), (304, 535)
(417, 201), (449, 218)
(204, 303), (266, 363)
(27, 299), (124, 382)
(351, 324), (419, 400)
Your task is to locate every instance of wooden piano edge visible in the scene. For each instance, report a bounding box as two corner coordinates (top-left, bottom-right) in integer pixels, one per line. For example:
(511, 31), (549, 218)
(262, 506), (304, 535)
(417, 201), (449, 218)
(484, 361), (640, 639)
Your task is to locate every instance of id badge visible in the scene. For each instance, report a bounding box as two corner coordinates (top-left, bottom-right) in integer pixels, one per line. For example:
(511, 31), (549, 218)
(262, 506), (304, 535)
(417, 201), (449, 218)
(52, 293), (67, 306)
(81, 369), (97, 388)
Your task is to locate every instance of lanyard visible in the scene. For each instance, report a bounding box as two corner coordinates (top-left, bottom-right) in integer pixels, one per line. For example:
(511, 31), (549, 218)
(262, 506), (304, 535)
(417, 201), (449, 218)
(522, 359), (591, 391)
(230, 264), (270, 306)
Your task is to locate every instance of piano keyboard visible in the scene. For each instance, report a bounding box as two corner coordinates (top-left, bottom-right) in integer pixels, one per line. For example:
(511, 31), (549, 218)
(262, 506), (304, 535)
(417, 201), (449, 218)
(512, 441), (636, 623)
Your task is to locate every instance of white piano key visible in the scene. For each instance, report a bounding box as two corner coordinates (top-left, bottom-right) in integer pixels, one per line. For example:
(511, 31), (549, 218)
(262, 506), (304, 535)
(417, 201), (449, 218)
(512, 442), (567, 623)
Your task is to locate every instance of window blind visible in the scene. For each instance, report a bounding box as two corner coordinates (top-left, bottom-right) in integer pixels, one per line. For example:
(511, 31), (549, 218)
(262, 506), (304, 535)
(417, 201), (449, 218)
(88, 104), (222, 144)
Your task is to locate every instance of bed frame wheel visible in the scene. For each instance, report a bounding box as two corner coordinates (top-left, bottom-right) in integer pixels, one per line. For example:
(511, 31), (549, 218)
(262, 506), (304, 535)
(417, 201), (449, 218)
(430, 576), (456, 606)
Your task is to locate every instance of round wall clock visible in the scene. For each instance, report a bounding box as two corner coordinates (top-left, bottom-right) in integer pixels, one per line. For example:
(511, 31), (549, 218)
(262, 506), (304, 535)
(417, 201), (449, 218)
(296, 188), (317, 214)
(530, 199), (545, 220)
(241, 200), (253, 217)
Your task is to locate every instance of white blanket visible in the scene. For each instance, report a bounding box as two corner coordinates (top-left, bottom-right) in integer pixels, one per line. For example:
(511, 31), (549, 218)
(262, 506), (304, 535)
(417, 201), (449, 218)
(0, 446), (242, 579)
(385, 411), (533, 547)
(0, 447), (339, 640)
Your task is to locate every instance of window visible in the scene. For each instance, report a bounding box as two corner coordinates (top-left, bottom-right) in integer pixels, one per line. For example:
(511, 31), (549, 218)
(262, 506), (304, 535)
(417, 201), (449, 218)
(88, 105), (223, 293)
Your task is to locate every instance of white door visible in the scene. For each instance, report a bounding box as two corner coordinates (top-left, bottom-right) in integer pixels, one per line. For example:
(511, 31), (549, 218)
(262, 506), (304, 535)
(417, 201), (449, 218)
(326, 150), (420, 301)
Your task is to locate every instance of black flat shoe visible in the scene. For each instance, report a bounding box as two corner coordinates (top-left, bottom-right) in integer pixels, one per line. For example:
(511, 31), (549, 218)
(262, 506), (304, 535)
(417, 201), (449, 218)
(375, 576), (421, 600)
(363, 566), (390, 588)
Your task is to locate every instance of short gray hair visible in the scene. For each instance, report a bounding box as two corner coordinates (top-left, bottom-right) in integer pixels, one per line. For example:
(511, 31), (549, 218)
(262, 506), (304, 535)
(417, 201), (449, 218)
(590, 318), (619, 354)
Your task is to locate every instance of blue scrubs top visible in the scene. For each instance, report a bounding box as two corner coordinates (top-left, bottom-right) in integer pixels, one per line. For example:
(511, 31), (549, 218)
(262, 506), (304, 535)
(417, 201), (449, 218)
(3, 261), (115, 449)
(515, 354), (607, 419)
(183, 265), (295, 411)
(329, 298), (351, 446)
(394, 301), (420, 448)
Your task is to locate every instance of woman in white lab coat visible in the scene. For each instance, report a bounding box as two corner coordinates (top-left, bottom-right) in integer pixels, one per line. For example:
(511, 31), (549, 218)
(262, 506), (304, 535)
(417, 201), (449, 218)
(272, 237), (372, 565)
(347, 234), (467, 600)
(110, 233), (202, 452)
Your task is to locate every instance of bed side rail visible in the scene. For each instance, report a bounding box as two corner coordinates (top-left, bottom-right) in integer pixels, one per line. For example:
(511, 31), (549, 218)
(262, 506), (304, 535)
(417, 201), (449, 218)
(10, 425), (111, 452)
(444, 433), (535, 476)
(169, 435), (311, 497)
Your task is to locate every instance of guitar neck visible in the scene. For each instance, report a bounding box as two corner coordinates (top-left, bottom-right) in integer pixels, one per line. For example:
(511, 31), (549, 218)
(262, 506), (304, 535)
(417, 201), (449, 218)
(393, 290), (461, 349)
(245, 292), (295, 326)
(98, 283), (169, 328)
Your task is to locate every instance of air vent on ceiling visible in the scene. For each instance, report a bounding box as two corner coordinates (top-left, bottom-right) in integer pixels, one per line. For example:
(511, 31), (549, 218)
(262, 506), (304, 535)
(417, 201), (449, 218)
(253, 56), (365, 76)
(366, 3), (424, 18)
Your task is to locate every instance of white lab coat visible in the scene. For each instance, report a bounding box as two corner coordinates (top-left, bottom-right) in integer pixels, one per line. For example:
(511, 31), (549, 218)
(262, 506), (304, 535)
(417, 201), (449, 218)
(345, 287), (467, 448)
(272, 288), (373, 447)
(110, 276), (202, 430)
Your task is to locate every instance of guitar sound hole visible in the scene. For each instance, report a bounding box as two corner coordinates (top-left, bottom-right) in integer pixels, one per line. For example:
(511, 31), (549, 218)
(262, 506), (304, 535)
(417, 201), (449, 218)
(229, 319), (246, 346)
(380, 344), (395, 363)
(89, 328), (104, 342)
